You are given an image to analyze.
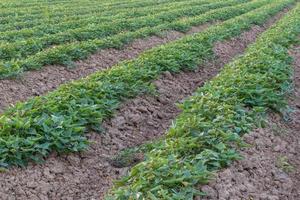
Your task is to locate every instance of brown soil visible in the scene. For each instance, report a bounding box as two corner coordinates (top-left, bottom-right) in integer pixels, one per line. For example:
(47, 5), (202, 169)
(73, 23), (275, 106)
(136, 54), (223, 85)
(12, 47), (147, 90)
(199, 46), (300, 200)
(0, 25), (211, 113)
(0, 13), (283, 199)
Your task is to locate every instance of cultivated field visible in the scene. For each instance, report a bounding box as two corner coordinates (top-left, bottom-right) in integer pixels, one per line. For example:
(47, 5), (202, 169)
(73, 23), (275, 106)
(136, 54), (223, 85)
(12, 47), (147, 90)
(0, 0), (299, 199)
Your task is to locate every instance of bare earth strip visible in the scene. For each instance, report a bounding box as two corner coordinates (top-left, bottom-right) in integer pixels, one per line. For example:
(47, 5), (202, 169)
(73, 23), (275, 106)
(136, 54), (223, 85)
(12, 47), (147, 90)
(0, 11), (288, 200)
(0, 25), (208, 113)
(199, 44), (300, 200)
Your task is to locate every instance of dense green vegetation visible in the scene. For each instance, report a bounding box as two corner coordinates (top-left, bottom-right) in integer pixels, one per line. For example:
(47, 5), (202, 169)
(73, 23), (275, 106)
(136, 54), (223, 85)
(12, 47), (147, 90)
(107, 3), (300, 199)
(0, 0), (224, 37)
(0, 0), (245, 60)
(0, 0), (267, 78)
(0, 0), (293, 168)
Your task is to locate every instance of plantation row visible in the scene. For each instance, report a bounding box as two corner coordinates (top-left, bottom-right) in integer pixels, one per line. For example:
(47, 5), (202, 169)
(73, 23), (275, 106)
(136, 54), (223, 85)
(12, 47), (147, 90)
(0, 0), (233, 46)
(0, 0), (190, 28)
(0, 0), (209, 34)
(0, 0), (204, 35)
(0, 0), (246, 76)
(0, 0), (273, 79)
(0, 0), (294, 168)
(107, 3), (300, 199)
(0, 0), (171, 23)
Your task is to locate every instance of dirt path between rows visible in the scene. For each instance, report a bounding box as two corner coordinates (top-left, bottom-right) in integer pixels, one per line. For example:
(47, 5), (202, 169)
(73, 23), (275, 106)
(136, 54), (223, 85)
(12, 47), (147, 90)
(199, 45), (300, 200)
(0, 11), (289, 200)
(0, 25), (210, 113)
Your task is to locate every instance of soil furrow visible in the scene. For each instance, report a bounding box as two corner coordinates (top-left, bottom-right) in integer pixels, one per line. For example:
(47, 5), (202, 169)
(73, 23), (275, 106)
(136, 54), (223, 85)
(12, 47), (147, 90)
(198, 44), (300, 200)
(0, 10), (288, 200)
(0, 25), (208, 113)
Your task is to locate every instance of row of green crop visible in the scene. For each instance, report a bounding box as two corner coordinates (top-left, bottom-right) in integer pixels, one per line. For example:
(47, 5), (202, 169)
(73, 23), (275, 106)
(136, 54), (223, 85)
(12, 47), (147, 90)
(0, 0), (293, 168)
(0, 1), (98, 13)
(0, 0), (213, 42)
(3, 0), (193, 26)
(0, 0), (122, 15)
(0, 1), (114, 21)
(0, 0), (190, 32)
(0, 0), (107, 9)
(0, 0), (144, 11)
(0, 0), (149, 19)
(0, 0), (194, 33)
(0, 0), (181, 25)
(0, 0), (190, 33)
(0, 0), (70, 9)
(107, 3), (300, 199)
(0, 0), (268, 79)
(0, 0), (233, 61)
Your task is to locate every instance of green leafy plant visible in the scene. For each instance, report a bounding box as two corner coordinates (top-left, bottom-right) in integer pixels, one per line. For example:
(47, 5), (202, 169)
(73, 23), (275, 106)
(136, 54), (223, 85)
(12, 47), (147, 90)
(0, 0), (213, 41)
(0, 0), (293, 168)
(276, 156), (295, 173)
(107, 3), (300, 199)
(0, 0), (269, 78)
